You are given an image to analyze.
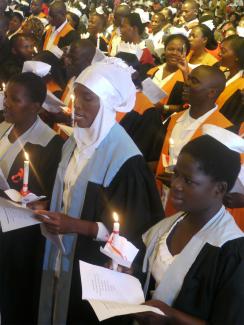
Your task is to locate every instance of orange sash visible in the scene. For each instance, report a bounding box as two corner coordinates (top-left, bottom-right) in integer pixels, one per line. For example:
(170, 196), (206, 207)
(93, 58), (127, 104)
(156, 110), (233, 177)
(116, 92), (153, 122)
(43, 22), (74, 50)
(147, 67), (184, 105)
(47, 80), (62, 94)
(187, 49), (218, 66)
(156, 110), (233, 217)
(216, 77), (244, 111)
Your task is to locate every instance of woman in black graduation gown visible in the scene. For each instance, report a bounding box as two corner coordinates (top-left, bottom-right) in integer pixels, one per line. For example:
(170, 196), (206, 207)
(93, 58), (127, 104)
(34, 58), (163, 324)
(217, 35), (244, 126)
(134, 130), (244, 325)
(0, 72), (63, 325)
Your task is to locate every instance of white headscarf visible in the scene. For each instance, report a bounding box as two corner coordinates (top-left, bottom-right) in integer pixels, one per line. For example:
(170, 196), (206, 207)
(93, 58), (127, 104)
(73, 57), (136, 158)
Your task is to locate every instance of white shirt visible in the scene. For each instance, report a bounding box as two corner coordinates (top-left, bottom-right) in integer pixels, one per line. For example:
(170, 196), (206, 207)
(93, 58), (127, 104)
(45, 19), (68, 51)
(170, 105), (218, 161)
(148, 30), (165, 57)
(62, 146), (110, 241)
(152, 64), (176, 89)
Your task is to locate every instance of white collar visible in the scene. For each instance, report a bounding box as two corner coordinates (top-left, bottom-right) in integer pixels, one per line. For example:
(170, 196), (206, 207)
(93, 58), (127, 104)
(176, 105), (218, 129)
(53, 19), (68, 33)
(226, 70), (244, 86)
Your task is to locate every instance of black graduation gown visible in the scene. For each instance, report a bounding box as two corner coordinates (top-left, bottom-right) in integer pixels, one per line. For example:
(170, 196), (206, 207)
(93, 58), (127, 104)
(0, 136), (64, 325)
(42, 28), (79, 49)
(219, 89), (244, 126)
(173, 238), (244, 324)
(120, 108), (167, 162)
(119, 81), (186, 163)
(66, 155), (164, 324)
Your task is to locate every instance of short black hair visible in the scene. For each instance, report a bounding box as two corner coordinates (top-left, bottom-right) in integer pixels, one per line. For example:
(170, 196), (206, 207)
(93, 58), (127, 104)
(164, 33), (191, 55)
(126, 13), (145, 35)
(222, 35), (244, 69)
(181, 135), (241, 192)
(9, 72), (47, 105)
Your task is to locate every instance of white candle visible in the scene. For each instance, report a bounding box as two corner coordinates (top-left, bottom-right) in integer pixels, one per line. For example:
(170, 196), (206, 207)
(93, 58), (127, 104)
(169, 138), (174, 167)
(112, 212), (120, 270)
(97, 34), (101, 49)
(22, 152), (29, 195)
(70, 94), (75, 127)
(113, 212), (120, 233)
(2, 83), (5, 91)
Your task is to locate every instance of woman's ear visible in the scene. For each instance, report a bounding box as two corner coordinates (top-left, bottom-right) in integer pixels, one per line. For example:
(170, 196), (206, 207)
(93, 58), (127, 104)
(215, 181), (228, 197)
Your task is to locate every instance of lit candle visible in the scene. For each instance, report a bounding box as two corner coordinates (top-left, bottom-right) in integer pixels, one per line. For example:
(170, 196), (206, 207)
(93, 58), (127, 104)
(113, 212), (120, 234)
(2, 83), (5, 91)
(70, 94), (75, 127)
(22, 152), (29, 195)
(169, 138), (174, 167)
(112, 212), (120, 270)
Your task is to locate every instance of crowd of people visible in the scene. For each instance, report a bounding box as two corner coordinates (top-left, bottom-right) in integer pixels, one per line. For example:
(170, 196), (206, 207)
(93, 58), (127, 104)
(0, 0), (243, 324)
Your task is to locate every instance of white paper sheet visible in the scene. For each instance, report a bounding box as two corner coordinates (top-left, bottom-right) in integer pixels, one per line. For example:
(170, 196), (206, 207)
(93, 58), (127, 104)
(88, 300), (164, 321)
(142, 78), (168, 104)
(79, 261), (145, 304)
(0, 168), (10, 190)
(40, 223), (66, 254)
(0, 197), (40, 232)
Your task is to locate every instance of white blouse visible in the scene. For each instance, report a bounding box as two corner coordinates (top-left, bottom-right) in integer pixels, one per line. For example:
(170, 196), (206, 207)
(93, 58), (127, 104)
(151, 216), (184, 287)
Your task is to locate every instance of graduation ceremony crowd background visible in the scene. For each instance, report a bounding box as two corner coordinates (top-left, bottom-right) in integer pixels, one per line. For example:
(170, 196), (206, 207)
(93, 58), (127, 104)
(0, 0), (244, 323)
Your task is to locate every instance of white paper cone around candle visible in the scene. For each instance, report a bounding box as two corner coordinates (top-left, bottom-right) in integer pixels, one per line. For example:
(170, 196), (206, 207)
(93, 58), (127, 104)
(71, 94), (75, 127)
(100, 235), (139, 269)
(100, 211), (139, 269)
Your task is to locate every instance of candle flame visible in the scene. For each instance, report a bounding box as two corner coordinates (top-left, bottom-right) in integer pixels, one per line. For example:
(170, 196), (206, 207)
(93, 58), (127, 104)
(24, 152), (29, 161)
(2, 83), (5, 91)
(71, 94), (75, 101)
(169, 138), (174, 145)
(113, 212), (119, 222)
(33, 46), (38, 54)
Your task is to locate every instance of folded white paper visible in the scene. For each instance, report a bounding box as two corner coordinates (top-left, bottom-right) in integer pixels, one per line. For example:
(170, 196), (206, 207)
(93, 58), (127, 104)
(79, 261), (164, 321)
(0, 197), (40, 232)
(80, 260), (144, 304)
(142, 78), (168, 104)
(89, 300), (164, 322)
